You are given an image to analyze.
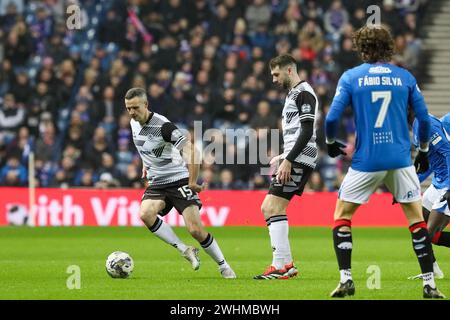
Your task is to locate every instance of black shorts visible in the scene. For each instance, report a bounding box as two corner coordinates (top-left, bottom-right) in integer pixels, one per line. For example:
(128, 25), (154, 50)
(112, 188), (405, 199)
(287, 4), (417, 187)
(142, 178), (202, 215)
(268, 162), (313, 201)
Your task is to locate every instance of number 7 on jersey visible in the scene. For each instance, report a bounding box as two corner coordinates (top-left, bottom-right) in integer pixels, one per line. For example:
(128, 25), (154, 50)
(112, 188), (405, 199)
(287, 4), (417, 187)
(371, 91), (392, 128)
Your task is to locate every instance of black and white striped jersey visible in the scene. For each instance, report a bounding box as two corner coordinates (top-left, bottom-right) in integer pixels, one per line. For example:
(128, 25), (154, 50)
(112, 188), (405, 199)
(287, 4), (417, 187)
(281, 81), (319, 168)
(131, 112), (189, 186)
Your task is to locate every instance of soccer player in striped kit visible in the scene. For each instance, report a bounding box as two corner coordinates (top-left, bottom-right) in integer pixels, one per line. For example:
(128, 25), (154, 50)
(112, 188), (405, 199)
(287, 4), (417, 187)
(125, 87), (236, 279)
(254, 54), (319, 280)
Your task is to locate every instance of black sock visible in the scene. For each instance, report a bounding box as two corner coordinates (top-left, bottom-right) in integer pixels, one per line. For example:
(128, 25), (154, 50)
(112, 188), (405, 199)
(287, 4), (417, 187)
(333, 219), (352, 270)
(432, 231), (450, 248)
(430, 248), (437, 263)
(410, 222), (433, 274)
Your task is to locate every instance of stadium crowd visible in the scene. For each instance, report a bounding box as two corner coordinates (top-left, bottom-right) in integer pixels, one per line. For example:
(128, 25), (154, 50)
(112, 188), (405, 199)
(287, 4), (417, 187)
(0, 0), (430, 191)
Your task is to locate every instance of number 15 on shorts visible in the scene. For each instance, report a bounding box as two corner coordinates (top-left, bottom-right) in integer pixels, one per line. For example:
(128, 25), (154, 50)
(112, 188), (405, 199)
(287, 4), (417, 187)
(178, 186), (193, 199)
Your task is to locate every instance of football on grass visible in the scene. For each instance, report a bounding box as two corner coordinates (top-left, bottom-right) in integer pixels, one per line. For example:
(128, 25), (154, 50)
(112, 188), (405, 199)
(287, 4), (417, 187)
(105, 251), (134, 278)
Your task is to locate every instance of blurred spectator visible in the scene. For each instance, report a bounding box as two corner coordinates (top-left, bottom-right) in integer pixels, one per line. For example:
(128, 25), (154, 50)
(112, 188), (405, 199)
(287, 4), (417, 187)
(120, 164), (143, 188)
(98, 9), (125, 46)
(5, 126), (32, 164)
(299, 20), (325, 54)
(324, 1), (349, 39)
(10, 71), (31, 105)
(0, 155), (27, 186)
(4, 20), (32, 66)
(250, 100), (278, 130)
(305, 171), (326, 192)
(251, 173), (270, 190)
(116, 138), (133, 175)
(97, 152), (122, 180)
(0, 93), (25, 143)
(335, 37), (360, 74)
(392, 33), (420, 70)
(95, 172), (121, 189)
(75, 166), (97, 187)
(35, 118), (58, 162)
(210, 168), (246, 190)
(83, 126), (114, 170)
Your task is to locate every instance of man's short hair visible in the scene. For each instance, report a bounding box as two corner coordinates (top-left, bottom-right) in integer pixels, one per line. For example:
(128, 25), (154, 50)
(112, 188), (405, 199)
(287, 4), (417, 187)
(269, 54), (297, 70)
(352, 24), (394, 63)
(125, 87), (147, 100)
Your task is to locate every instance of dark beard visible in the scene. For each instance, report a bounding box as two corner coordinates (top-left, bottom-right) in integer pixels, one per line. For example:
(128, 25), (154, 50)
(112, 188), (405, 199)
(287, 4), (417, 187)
(282, 79), (291, 90)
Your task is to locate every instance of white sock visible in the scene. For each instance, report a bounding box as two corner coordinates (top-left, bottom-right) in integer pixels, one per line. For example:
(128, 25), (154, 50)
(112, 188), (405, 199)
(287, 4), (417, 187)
(340, 269), (352, 283)
(433, 261), (443, 274)
(200, 233), (227, 268)
(423, 272), (436, 288)
(148, 218), (187, 253)
(268, 216), (292, 269)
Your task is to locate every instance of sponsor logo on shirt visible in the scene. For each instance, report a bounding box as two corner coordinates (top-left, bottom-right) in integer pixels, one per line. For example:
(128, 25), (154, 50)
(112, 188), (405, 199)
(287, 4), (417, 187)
(431, 133), (442, 145)
(368, 66), (392, 74)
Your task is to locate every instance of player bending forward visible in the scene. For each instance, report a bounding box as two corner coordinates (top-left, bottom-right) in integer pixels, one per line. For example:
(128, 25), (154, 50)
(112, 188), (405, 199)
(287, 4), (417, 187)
(125, 87), (236, 279)
(325, 25), (444, 298)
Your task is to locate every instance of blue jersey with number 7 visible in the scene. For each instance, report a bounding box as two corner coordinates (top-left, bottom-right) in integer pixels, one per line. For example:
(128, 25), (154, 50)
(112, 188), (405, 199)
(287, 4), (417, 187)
(325, 63), (430, 172)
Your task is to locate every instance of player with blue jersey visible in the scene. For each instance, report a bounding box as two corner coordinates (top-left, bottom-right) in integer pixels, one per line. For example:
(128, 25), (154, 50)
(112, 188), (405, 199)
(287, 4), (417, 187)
(441, 113), (450, 135)
(408, 113), (450, 280)
(325, 25), (444, 298)
(414, 114), (450, 224)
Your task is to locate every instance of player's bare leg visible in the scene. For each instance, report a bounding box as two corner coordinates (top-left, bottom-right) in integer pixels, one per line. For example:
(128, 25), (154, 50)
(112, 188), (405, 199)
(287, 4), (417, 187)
(409, 208), (446, 280)
(330, 199), (359, 297)
(408, 208), (444, 280)
(140, 199), (200, 270)
(427, 210), (449, 277)
(182, 205), (236, 278)
(428, 210), (450, 247)
(401, 201), (445, 298)
(254, 194), (298, 280)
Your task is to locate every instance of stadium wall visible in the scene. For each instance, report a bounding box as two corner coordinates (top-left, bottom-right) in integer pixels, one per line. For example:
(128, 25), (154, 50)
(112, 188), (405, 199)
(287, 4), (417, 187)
(0, 187), (409, 227)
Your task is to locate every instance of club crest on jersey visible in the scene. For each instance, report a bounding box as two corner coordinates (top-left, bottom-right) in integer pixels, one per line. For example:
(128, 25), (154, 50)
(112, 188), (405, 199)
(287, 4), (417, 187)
(301, 104), (311, 113)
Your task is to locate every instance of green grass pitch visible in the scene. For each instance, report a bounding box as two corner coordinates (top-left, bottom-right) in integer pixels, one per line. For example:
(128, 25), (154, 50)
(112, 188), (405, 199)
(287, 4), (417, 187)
(0, 226), (449, 300)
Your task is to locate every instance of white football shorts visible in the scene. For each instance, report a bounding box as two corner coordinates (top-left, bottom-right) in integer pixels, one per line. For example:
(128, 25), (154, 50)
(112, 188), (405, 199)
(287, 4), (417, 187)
(422, 184), (450, 216)
(338, 166), (421, 204)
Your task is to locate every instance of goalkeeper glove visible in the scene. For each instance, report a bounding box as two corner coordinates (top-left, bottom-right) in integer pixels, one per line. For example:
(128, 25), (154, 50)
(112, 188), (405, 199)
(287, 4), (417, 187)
(414, 150), (429, 174)
(326, 141), (347, 158)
